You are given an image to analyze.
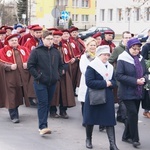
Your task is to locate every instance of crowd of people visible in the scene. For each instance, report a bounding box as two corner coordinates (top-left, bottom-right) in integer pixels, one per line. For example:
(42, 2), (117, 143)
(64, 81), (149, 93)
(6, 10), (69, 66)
(0, 23), (150, 149)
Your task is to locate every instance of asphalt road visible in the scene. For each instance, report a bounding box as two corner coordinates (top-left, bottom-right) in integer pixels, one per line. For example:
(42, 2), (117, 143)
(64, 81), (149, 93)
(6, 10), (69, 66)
(0, 97), (150, 150)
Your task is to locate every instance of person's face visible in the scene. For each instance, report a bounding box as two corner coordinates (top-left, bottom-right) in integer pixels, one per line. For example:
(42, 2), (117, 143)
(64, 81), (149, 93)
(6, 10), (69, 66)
(122, 33), (132, 46)
(6, 29), (12, 35)
(70, 31), (78, 38)
(95, 36), (102, 46)
(8, 37), (18, 47)
(87, 41), (97, 53)
(105, 34), (113, 41)
(0, 34), (6, 40)
(99, 53), (110, 63)
(62, 32), (70, 40)
(34, 30), (42, 39)
(16, 27), (22, 33)
(53, 35), (62, 44)
(129, 45), (141, 56)
(42, 35), (53, 48)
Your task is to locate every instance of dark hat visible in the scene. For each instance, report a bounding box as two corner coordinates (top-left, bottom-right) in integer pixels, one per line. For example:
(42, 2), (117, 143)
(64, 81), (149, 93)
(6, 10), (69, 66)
(47, 28), (59, 31)
(69, 27), (79, 32)
(104, 30), (114, 34)
(127, 38), (142, 49)
(92, 32), (101, 38)
(62, 29), (70, 33)
(5, 26), (13, 30)
(32, 26), (43, 31)
(53, 30), (63, 36)
(14, 24), (23, 29)
(0, 30), (6, 34)
(19, 28), (26, 34)
(6, 34), (19, 41)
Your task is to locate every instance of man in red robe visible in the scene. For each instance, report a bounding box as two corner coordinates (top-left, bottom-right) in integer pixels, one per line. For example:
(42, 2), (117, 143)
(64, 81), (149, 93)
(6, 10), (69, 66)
(24, 26), (43, 52)
(61, 29), (81, 95)
(0, 34), (33, 123)
(50, 30), (76, 119)
(19, 24), (39, 46)
(101, 30), (116, 53)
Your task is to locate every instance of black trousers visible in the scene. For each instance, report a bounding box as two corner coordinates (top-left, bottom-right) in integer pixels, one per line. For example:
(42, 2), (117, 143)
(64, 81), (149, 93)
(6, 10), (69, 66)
(122, 100), (140, 142)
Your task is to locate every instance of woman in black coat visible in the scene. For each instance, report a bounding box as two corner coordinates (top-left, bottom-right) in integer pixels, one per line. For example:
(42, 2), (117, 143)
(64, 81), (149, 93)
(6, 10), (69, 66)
(83, 45), (119, 150)
(116, 38), (147, 148)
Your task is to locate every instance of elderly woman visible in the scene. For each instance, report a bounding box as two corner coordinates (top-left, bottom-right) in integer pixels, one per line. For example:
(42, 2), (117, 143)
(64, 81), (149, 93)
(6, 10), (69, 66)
(78, 37), (97, 125)
(83, 45), (119, 150)
(116, 38), (147, 148)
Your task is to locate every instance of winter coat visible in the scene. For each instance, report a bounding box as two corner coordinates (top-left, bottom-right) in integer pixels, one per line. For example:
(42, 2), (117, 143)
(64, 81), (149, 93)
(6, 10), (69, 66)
(115, 51), (147, 100)
(83, 57), (116, 126)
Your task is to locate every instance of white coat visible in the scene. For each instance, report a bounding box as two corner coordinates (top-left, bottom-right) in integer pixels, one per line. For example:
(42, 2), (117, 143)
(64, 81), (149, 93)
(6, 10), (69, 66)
(78, 54), (91, 102)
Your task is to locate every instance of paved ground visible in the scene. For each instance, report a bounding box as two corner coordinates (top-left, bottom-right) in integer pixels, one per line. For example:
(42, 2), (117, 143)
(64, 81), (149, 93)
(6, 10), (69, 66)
(0, 98), (150, 150)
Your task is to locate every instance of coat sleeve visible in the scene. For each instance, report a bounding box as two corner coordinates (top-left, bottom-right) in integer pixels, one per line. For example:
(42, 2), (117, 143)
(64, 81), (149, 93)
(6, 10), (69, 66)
(27, 49), (41, 79)
(141, 45), (149, 60)
(79, 54), (88, 75)
(115, 60), (137, 87)
(85, 66), (107, 89)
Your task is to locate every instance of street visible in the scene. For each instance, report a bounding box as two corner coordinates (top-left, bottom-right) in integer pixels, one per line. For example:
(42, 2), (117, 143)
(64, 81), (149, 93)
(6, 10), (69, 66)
(0, 98), (150, 150)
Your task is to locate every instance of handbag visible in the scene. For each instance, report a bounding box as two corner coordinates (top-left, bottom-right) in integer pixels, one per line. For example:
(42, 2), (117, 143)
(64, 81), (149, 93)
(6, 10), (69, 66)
(89, 88), (106, 105)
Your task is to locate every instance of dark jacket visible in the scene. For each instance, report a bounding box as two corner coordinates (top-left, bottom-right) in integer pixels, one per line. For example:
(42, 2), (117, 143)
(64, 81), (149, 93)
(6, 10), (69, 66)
(83, 66), (116, 126)
(141, 42), (150, 60)
(116, 51), (147, 100)
(27, 44), (64, 86)
(109, 41), (125, 65)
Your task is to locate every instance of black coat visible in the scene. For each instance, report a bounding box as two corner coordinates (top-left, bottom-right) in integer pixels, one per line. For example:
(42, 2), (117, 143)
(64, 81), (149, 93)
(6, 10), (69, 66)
(27, 45), (64, 86)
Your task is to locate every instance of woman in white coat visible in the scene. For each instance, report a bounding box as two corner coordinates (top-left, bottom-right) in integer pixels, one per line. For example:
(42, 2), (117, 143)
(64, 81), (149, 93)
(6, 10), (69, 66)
(78, 37), (97, 126)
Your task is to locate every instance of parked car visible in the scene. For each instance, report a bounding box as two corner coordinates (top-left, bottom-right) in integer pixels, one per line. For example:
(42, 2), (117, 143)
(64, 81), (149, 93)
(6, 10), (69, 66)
(136, 27), (150, 42)
(78, 26), (115, 40)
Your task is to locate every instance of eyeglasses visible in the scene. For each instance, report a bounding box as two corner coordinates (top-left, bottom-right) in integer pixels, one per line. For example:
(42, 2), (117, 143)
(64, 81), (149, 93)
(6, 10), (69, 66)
(131, 46), (141, 51)
(123, 37), (131, 39)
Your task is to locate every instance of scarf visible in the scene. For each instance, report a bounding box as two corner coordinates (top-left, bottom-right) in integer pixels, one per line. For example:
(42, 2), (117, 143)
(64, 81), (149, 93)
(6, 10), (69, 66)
(85, 51), (95, 62)
(133, 56), (143, 96)
(89, 57), (113, 80)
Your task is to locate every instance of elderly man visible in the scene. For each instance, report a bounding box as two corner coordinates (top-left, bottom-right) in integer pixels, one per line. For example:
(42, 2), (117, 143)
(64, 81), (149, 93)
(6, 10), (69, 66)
(0, 34), (32, 123)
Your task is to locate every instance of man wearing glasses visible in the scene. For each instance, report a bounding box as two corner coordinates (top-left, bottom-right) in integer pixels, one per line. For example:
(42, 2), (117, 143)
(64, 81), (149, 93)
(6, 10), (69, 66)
(27, 30), (64, 136)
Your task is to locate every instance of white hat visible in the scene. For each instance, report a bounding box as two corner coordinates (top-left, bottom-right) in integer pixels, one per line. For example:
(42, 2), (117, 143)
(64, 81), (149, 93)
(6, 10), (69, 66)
(96, 45), (110, 56)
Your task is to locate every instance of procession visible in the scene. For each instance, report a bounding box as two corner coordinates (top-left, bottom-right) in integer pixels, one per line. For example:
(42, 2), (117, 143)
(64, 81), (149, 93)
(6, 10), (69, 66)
(0, 0), (150, 150)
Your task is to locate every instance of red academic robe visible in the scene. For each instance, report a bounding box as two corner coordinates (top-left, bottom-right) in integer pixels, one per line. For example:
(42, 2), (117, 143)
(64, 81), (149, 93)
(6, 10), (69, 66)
(101, 39), (116, 53)
(0, 45), (32, 108)
(61, 38), (81, 63)
(23, 37), (39, 52)
(19, 33), (32, 46)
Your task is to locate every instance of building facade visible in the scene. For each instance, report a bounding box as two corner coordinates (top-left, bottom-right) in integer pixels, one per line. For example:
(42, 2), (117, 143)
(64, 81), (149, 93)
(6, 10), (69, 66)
(96, 0), (150, 34)
(30, 0), (96, 29)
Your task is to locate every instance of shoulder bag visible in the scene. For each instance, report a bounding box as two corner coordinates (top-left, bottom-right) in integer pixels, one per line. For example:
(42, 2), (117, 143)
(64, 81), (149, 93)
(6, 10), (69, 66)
(89, 88), (106, 105)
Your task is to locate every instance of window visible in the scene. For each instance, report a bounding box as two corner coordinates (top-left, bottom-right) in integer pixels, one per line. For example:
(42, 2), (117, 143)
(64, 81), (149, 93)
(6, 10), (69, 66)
(72, 0), (79, 7)
(82, 15), (89, 21)
(72, 14), (78, 21)
(56, 0), (68, 6)
(125, 8), (131, 21)
(117, 8), (122, 21)
(146, 7), (150, 21)
(108, 9), (113, 21)
(82, 0), (89, 8)
(135, 7), (140, 21)
(100, 9), (105, 21)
